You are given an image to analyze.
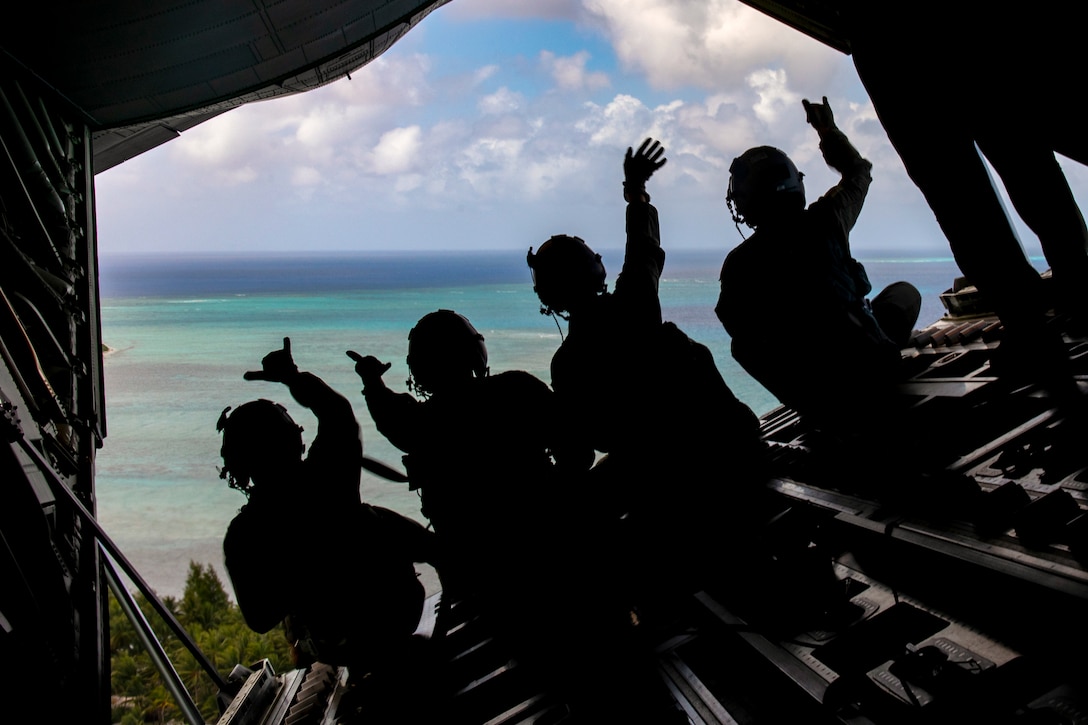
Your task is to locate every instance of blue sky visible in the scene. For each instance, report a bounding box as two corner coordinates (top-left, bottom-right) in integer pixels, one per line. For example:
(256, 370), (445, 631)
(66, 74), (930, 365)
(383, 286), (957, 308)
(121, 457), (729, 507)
(93, 0), (1085, 259)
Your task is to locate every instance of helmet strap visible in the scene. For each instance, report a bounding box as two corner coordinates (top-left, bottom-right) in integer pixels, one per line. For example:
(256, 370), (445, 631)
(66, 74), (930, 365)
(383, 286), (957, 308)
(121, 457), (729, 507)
(406, 373), (432, 399)
(540, 307), (567, 341)
(726, 198), (749, 240)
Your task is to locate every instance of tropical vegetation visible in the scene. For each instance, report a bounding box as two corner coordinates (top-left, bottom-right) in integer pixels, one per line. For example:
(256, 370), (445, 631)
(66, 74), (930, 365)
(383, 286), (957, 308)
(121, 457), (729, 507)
(109, 561), (293, 724)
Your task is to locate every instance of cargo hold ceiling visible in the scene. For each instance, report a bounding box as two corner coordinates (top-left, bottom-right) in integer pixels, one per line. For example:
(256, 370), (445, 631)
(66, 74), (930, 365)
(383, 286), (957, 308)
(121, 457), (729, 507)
(0, 0), (451, 172)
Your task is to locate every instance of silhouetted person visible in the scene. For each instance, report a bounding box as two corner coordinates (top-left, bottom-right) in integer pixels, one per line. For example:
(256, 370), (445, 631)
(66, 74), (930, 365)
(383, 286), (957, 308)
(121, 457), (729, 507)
(717, 97), (921, 433)
(348, 311), (575, 594)
(348, 310), (682, 723)
(846, 2), (1085, 384)
(219, 337), (438, 689)
(528, 138), (769, 613)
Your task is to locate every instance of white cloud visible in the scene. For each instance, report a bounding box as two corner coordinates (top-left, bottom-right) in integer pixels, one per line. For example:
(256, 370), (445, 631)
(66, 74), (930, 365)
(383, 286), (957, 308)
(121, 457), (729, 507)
(371, 126), (424, 175)
(172, 111), (263, 169)
(576, 94), (655, 146)
(98, 0), (1061, 257)
(479, 87), (524, 115)
(324, 54), (433, 109)
(444, 0), (586, 21)
(458, 138), (524, 186)
(292, 167), (322, 187)
(584, 0), (843, 90)
(540, 50), (610, 92)
(474, 65), (500, 84)
(215, 167), (259, 186)
(156, 50), (438, 195)
(748, 69), (801, 126)
(393, 174), (425, 193)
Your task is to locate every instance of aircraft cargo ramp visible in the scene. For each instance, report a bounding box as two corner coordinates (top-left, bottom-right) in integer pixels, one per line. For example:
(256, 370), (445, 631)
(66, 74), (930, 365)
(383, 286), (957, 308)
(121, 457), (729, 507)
(215, 309), (1088, 724)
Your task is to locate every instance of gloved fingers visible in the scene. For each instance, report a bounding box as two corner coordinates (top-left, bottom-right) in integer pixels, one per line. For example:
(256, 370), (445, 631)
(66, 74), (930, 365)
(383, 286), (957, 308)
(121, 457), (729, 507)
(640, 138), (664, 165)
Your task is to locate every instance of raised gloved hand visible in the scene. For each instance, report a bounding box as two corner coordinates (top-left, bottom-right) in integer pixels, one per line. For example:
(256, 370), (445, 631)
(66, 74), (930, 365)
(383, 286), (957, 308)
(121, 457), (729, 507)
(244, 337), (298, 382)
(802, 96), (835, 134)
(623, 137), (667, 198)
(346, 350), (392, 388)
(803, 95), (863, 174)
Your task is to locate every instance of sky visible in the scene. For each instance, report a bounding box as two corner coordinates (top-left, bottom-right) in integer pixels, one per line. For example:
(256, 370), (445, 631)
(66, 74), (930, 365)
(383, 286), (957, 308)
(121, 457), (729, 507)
(94, 0), (1086, 259)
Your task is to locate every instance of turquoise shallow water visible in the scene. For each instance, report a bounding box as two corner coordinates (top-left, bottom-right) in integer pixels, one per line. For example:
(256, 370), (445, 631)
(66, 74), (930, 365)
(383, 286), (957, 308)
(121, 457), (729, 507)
(94, 249), (966, 600)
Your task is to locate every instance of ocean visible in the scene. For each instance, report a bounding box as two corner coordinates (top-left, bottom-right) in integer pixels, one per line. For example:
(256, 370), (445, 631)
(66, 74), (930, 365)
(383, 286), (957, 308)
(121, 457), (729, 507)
(94, 248), (969, 601)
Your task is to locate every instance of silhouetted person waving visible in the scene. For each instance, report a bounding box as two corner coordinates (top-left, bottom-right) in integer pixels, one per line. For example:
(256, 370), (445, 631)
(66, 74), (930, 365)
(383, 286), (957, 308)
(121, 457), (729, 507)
(348, 311), (680, 723)
(528, 138), (769, 610)
(219, 337), (438, 684)
(717, 97), (921, 434)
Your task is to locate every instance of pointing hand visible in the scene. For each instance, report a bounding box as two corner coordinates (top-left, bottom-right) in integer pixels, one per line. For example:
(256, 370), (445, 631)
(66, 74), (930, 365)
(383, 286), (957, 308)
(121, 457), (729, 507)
(802, 96), (835, 133)
(346, 350), (391, 387)
(244, 337), (298, 382)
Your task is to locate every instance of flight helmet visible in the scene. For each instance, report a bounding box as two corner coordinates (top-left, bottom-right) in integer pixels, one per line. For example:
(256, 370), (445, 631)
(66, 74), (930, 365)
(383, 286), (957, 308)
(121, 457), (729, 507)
(526, 234), (607, 315)
(217, 399), (305, 495)
(726, 146), (805, 227)
(407, 310), (488, 396)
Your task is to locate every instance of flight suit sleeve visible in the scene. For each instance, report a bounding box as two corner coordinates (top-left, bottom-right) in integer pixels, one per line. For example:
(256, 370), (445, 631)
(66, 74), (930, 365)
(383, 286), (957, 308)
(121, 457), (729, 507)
(224, 508), (289, 634)
(809, 127), (873, 238)
(362, 380), (427, 454)
(286, 372), (360, 445)
(285, 371), (362, 488)
(613, 199), (665, 327)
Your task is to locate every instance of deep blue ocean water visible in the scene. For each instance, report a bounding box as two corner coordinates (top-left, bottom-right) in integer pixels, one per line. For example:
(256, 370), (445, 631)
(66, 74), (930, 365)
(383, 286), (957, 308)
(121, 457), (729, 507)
(95, 248), (970, 600)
